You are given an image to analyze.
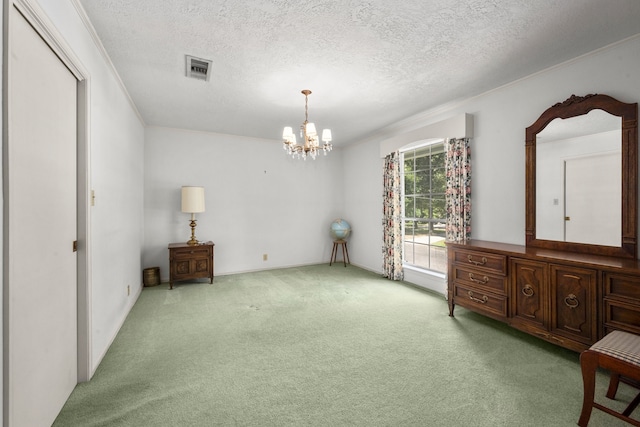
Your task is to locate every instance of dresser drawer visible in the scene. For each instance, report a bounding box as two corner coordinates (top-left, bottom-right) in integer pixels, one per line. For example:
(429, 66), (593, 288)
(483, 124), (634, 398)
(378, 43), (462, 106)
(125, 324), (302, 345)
(603, 272), (640, 304)
(453, 249), (507, 275)
(453, 266), (507, 294)
(454, 283), (508, 319)
(173, 247), (211, 259)
(604, 299), (640, 335)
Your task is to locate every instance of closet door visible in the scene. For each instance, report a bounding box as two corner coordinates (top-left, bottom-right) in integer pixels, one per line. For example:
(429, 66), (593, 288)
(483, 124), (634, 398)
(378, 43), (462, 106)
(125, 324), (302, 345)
(6, 5), (78, 426)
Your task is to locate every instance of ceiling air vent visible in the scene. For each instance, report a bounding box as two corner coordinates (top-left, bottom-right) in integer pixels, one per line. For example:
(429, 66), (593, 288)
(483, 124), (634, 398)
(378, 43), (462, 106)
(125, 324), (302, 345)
(185, 55), (212, 81)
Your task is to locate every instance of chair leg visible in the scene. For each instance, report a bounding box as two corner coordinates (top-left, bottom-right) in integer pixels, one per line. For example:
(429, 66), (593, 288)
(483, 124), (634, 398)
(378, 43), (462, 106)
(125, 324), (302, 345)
(607, 373), (621, 399)
(579, 350), (599, 427)
(623, 392), (640, 417)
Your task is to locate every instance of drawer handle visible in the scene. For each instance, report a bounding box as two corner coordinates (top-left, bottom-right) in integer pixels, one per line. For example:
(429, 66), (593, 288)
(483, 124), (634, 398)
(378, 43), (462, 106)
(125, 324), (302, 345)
(468, 291), (488, 304)
(522, 284), (535, 297)
(564, 294), (579, 309)
(468, 273), (489, 285)
(467, 255), (487, 266)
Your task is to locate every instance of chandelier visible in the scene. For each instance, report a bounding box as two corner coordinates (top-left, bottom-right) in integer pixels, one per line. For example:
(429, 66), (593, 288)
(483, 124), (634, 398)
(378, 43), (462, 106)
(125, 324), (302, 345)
(282, 90), (333, 160)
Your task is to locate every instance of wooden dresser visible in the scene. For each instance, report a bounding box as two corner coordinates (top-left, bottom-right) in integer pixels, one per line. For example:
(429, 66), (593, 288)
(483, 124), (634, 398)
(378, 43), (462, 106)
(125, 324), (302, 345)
(447, 240), (640, 352)
(168, 241), (214, 289)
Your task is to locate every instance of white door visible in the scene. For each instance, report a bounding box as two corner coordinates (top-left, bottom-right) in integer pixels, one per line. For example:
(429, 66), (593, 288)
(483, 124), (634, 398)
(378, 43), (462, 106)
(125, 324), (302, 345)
(564, 152), (621, 247)
(6, 5), (78, 426)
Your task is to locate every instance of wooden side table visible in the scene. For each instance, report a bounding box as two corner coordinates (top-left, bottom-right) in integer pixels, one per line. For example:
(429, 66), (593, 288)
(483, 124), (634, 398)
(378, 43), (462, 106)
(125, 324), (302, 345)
(168, 241), (214, 289)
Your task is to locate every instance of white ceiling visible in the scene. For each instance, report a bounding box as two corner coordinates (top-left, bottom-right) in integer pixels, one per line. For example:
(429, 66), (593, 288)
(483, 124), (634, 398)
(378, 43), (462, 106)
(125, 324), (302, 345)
(77, 0), (640, 146)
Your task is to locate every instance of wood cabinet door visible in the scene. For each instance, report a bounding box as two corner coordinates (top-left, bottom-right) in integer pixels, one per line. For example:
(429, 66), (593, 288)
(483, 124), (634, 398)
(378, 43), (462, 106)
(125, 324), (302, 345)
(550, 264), (597, 344)
(511, 259), (548, 329)
(192, 257), (211, 276)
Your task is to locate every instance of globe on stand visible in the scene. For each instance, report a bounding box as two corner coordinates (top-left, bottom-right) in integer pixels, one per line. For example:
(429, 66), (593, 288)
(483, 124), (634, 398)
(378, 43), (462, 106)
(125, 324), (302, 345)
(330, 219), (351, 241)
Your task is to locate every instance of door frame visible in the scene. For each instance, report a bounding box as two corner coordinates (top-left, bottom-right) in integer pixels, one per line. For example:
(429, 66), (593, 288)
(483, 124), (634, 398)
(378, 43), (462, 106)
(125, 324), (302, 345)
(3, 0), (92, 403)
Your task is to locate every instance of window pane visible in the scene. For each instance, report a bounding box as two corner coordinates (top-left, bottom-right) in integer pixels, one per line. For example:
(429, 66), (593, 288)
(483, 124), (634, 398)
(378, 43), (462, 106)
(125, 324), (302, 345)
(404, 242), (415, 264)
(432, 167), (446, 193)
(412, 242), (430, 268)
(404, 199), (415, 219)
(404, 220), (416, 240)
(432, 222), (446, 238)
(431, 151), (445, 167)
(432, 197), (446, 220)
(414, 152), (430, 172)
(404, 152), (415, 172)
(400, 142), (447, 274)
(414, 220), (430, 242)
(415, 173), (431, 195)
(415, 196), (430, 219)
(430, 246), (447, 273)
(404, 172), (416, 195)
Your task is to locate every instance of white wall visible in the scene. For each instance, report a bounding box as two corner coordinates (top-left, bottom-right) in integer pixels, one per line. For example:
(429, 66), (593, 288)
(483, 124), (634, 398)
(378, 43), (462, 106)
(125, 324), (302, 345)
(342, 138), (384, 273)
(30, 0), (145, 373)
(143, 126), (344, 279)
(0, 2), (4, 422)
(343, 34), (640, 294)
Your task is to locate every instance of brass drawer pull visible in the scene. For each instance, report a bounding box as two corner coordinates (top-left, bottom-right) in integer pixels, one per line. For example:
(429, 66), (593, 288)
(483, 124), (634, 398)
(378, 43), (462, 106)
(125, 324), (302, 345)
(522, 284), (535, 297)
(467, 255), (487, 266)
(564, 294), (579, 309)
(468, 291), (488, 304)
(469, 273), (489, 285)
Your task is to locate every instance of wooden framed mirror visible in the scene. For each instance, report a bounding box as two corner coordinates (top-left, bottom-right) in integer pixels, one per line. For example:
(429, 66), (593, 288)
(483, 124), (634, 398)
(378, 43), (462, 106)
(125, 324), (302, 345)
(525, 94), (638, 258)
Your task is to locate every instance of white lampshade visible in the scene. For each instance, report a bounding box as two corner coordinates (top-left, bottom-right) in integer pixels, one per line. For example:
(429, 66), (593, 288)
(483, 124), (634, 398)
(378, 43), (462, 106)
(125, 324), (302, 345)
(181, 186), (205, 213)
(282, 126), (293, 140)
(305, 122), (317, 136)
(322, 129), (332, 142)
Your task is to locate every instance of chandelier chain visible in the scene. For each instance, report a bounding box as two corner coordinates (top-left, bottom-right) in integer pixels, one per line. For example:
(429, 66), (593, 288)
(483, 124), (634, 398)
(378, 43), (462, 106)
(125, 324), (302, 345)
(305, 94), (309, 124)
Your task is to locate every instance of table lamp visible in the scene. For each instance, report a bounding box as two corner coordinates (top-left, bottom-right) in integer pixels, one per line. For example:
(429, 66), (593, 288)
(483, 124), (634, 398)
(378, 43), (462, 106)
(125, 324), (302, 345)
(181, 186), (205, 245)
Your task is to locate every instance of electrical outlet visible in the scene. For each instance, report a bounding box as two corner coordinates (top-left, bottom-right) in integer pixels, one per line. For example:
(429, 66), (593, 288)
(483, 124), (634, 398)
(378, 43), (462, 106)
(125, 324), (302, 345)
(263, 254), (268, 261)
(127, 285), (130, 296)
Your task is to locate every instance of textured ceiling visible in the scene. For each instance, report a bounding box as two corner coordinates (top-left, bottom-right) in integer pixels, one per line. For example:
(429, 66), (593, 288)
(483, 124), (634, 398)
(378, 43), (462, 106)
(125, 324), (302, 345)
(77, 0), (640, 146)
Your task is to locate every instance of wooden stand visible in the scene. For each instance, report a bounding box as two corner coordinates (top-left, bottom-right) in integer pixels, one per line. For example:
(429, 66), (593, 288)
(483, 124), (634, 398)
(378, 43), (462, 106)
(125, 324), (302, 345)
(330, 240), (350, 267)
(168, 241), (214, 289)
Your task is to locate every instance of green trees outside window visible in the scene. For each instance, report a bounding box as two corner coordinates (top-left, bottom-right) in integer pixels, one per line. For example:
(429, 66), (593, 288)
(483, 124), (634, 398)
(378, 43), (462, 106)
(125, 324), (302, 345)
(402, 143), (447, 273)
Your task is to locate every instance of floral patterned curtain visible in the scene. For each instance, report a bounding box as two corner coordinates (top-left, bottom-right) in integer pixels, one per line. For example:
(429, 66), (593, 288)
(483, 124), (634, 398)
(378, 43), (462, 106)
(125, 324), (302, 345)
(445, 138), (471, 242)
(382, 151), (404, 281)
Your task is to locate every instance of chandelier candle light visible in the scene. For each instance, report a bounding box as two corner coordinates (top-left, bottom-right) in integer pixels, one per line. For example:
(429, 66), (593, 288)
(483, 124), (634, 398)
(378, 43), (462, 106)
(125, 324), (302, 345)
(283, 89), (332, 160)
(181, 186), (205, 246)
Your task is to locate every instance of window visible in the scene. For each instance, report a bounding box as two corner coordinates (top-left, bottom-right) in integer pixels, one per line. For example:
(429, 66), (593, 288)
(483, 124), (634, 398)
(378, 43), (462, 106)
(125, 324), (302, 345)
(401, 142), (447, 273)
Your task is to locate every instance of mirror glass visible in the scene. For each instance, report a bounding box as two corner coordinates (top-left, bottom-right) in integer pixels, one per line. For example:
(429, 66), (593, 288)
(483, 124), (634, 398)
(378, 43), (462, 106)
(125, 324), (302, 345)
(535, 109), (621, 246)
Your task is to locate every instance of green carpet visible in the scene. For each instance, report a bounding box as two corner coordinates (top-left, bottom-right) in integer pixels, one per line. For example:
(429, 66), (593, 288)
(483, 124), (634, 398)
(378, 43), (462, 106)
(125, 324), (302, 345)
(54, 265), (636, 426)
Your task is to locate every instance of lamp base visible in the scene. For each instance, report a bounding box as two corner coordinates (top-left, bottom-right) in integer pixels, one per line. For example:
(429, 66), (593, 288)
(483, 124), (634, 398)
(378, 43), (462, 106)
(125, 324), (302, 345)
(187, 219), (199, 246)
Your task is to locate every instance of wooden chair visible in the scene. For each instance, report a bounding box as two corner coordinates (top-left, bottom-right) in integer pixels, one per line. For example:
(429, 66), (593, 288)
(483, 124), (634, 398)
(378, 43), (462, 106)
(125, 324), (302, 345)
(579, 330), (640, 426)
